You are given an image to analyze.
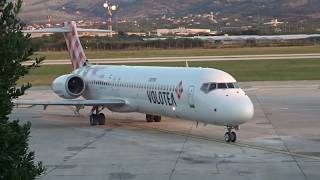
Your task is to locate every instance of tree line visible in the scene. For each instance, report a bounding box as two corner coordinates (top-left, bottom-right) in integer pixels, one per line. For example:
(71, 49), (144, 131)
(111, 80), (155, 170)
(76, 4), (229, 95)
(29, 33), (320, 51)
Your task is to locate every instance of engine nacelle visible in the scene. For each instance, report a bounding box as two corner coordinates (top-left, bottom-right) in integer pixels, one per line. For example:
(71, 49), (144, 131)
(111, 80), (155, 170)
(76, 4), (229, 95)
(52, 74), (85, 99)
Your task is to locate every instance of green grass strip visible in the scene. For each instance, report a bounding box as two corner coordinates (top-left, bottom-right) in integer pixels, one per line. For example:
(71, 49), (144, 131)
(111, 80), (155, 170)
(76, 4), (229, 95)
(19, 59), (320, 86)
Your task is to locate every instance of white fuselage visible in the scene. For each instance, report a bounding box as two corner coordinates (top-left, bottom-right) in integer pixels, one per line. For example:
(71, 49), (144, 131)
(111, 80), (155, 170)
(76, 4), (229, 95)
(73, 65), (254, 126)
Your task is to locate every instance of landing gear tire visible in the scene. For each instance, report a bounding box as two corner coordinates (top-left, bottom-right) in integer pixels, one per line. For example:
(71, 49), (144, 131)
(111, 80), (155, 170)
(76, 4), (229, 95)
(224, 126), (237, 143)
(146, 114), (154, 122)
(90, 114), (98, 126)
(230, 131), (237, 142)
(98, 113), (106, 125)
(146, 114), (162, 123)
(154, 116), (161, 122)
(90, 113), (106, 126)
(90, 106), (106, 126)
(224, 132), (231, 143)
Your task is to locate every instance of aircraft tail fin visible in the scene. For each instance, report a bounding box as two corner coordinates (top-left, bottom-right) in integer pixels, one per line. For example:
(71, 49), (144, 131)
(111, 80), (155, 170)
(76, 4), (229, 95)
(62, 21), (86, 70)
(23, 21), (111, 70)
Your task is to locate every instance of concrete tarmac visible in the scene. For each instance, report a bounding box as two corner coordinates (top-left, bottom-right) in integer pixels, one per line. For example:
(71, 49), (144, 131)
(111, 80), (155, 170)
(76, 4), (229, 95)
(10, 81), (320, 180)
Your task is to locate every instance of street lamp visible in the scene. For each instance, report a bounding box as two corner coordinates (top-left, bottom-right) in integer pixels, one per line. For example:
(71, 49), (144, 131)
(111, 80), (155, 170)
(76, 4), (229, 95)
(103, 0), (117, 37)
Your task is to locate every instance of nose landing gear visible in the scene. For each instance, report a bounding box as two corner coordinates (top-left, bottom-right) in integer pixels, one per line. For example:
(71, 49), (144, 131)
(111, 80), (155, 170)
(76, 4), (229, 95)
(224, 126), (237, 143)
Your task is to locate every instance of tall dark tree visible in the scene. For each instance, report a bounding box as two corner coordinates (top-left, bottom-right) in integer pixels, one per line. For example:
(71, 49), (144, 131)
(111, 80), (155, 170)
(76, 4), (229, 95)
(0, 0), (45, 179)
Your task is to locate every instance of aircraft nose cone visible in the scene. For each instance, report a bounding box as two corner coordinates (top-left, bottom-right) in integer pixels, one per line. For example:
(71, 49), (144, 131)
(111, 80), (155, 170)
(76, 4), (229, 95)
(224, 95), (254, 125)
(238, 96), (254, 122)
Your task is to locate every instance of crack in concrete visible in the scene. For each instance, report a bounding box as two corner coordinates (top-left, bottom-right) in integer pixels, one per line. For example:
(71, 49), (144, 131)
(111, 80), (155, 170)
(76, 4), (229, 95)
(40, 128), (111, 179)
(254, 94), (309, 180)
(168, 123), (194, 180)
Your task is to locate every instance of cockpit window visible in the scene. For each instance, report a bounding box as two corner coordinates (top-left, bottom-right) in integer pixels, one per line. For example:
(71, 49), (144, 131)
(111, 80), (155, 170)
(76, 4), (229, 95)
(208, 83), (216, 91)
(200, 83), (209, 93)
(201, 82), (239, 93)
(217, 83), (227, 89)
(227, 83), (235, 88)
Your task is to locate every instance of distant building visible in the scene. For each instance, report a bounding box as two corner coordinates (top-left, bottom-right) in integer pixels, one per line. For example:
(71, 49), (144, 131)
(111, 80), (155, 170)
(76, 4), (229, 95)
(155, 27), (213, 36)
(220, 26), (253, 34)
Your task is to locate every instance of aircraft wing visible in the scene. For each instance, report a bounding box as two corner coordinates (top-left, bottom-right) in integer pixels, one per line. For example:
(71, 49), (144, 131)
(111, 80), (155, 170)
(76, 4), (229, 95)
(14, 99), (126, 107)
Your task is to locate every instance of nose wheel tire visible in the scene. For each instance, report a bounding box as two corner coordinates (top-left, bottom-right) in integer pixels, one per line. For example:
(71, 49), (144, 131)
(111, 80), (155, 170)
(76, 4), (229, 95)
(90, 113), (106, 126)
(224, 132), (231, 143)
(224, 132), (236, 143)
(230, 132), (237, 142)
(224, 126), (237, 143)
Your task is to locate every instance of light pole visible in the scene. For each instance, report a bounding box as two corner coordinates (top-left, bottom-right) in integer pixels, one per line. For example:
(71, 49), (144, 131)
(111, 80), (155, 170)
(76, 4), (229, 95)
(103, 0), (117, 37)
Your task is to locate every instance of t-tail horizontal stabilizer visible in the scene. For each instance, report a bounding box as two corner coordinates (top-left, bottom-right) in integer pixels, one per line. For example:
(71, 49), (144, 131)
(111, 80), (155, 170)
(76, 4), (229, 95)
(23, 21), (111, 70)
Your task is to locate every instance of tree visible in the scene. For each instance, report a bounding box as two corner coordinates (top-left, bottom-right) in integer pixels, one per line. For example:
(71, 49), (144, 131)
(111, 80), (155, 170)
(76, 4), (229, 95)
(0, 0), (45, 179)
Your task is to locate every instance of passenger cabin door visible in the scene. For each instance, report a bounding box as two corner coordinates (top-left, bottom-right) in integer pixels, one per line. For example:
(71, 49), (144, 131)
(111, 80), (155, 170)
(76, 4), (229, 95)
(188, 86), (195, 108)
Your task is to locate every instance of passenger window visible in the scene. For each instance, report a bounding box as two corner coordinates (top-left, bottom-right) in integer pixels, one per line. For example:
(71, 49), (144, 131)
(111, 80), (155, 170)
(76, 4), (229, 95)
(218, 83), (227, 89)
(233, 83), (240, 88)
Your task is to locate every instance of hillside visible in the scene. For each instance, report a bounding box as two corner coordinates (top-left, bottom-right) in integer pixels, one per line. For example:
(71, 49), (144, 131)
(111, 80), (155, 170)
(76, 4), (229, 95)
(20, 0), (320, 24)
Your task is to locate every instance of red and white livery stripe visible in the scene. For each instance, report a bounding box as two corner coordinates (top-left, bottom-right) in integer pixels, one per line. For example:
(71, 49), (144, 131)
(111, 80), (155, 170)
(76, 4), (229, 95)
(63, 21), (86, 70)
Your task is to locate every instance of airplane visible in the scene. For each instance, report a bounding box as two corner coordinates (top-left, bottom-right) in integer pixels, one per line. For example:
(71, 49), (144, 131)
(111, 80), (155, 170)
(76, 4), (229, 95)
(264, 18), (284, 27)
(16, 21), (254, 143)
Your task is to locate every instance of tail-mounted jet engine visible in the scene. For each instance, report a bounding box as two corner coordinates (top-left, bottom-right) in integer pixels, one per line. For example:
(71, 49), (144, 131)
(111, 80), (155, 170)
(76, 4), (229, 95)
(52, 74), (85, 99)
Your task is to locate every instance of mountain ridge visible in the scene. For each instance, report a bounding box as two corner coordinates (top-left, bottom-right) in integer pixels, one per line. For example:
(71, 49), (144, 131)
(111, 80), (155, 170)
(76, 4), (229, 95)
(20, 0), (320, 24)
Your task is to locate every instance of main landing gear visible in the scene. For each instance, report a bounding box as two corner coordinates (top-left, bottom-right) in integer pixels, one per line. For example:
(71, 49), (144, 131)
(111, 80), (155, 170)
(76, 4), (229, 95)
(146, 114), (162, 123)
(224, 126), (237, 143)
(89, 106), (106, 126)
